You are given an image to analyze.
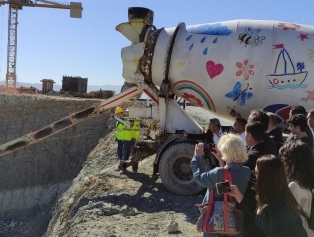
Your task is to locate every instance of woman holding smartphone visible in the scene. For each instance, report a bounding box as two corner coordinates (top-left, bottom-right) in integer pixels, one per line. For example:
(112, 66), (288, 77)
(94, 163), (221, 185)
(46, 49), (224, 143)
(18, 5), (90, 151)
(190, 134), (251, 237)
(228, 155), (307, 237)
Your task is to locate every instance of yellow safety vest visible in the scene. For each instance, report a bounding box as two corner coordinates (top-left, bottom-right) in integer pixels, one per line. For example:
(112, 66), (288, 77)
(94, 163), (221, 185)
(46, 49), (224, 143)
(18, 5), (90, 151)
(122, 118), (140, 141)
(116, 122), (124, 141)
(132, 118), (140, 140)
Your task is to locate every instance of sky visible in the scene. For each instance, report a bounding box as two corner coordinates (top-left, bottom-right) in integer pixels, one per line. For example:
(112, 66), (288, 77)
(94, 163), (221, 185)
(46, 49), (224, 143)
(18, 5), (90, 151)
(0, 0), (314, 87)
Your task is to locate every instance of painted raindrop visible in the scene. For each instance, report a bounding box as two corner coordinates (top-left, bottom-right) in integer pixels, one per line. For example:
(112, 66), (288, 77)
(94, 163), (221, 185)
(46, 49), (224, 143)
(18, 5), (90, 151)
(213, 37), (218, 43)
(186, 35), (192, 41)
(188, 43), (194, 51)
(201, 36), (206, 43)
(203, 47), (208, 55)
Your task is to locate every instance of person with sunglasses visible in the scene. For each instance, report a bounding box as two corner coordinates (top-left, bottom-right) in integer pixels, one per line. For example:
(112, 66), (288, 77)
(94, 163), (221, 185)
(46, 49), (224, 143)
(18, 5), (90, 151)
(190, 134), (251, 237)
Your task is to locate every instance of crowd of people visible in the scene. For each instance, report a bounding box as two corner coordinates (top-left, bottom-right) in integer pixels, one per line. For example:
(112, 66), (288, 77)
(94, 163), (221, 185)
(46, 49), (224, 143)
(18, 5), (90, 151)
(113, 103), (314, 236)
(189, 105), (314, 237)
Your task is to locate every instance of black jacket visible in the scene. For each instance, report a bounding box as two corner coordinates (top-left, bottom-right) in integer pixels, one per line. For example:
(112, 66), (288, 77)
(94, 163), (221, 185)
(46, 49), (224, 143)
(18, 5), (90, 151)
(263, 133), (278, 155)
(289, 135), (313, 149)
(238, 198), (307, 237)
(286, 125), (314, 148)
(245, 142), (269, 171)
(241, 142), (269, 237)
(267, 127), (283, 151)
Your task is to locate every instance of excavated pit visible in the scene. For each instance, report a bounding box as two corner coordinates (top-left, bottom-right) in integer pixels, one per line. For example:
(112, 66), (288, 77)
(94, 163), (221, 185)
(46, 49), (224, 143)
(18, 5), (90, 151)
(0, 93), (112, 236)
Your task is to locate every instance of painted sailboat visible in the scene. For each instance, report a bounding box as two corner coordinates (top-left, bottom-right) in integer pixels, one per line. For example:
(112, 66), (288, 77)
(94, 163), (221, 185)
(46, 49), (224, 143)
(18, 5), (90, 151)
(265, 44), (307, 89)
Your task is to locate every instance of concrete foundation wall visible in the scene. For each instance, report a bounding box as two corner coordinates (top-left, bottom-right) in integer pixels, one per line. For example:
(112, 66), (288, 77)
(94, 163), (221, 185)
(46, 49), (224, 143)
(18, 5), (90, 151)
(0, 94), (110, 215)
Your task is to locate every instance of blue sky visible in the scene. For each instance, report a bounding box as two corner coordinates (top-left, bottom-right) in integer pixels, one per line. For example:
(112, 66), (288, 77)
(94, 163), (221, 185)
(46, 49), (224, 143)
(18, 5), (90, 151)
(0, 0), (314, 87)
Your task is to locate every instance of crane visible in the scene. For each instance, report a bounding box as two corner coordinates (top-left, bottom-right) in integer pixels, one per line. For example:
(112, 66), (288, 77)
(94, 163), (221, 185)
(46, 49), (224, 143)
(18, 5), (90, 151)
(0, 0), (83, 89)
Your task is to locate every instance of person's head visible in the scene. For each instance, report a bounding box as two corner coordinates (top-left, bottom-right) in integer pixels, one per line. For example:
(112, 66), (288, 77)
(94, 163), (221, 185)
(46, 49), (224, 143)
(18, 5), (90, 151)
(115, 106), (124, 117)
(266, 112), (278, 130)
(289, 105), (307, 118)
(307, 109), (314, 128)
(217, 134), (248, 164)
(255, 155), (299, 215)
(208, 118), (221, 133)
(287, 114), (307, 135)
(245, 121), (265, 147)
(279, 140), (314, 190)
(233, 117), (247, 133)
(247, 109), (269, 132)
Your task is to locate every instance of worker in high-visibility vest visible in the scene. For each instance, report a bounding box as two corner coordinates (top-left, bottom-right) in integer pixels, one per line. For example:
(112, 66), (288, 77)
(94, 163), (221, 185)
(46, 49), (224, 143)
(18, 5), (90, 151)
(114, 106), (124, 171)
(120, 117), (141, 174)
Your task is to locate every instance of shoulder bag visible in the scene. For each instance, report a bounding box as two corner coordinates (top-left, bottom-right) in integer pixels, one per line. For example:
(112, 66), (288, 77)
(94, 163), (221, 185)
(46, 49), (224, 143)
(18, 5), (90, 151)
(196, 167), (243, 234)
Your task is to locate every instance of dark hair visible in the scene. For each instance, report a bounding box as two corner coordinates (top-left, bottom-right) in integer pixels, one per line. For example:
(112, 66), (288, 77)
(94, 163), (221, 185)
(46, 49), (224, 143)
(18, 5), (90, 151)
(210, 118), (221, 129)
(245, 121), (264, 142)
(235, 117), (247, 127)
(267, 112), (278, 126)
(256, 155), (299, 215)
(290, 105), (307, 116)
(248, 109), (269, 132)
(287, 114), (307, 132)
(280, 140), (314, 190)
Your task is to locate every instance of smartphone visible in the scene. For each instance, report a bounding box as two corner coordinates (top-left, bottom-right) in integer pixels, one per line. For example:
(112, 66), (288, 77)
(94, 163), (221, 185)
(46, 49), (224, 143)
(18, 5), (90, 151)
(216, 182), (231, 194)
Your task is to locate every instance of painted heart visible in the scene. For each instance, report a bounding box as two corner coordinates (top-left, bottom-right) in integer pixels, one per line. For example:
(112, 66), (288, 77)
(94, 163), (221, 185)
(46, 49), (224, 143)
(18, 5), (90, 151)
(206, 60), (224, 79)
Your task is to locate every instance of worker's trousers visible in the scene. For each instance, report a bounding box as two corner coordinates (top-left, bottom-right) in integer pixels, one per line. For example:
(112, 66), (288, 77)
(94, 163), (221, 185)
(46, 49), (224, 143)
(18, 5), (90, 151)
(122, 140), (134, 162)
(117, 140), (123, 160)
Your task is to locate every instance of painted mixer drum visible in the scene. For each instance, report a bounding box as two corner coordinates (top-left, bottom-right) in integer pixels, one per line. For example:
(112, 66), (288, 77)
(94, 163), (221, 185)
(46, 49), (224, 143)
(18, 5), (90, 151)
(146, 20), (314, 121)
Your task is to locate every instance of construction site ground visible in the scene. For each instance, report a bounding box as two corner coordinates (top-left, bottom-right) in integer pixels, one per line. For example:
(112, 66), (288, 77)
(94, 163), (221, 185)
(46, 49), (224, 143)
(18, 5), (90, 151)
(0, 105), (233, 237)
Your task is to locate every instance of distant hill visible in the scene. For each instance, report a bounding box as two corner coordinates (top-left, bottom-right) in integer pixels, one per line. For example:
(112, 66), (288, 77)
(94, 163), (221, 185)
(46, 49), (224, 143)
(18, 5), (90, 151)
(0, 81), (122, 93)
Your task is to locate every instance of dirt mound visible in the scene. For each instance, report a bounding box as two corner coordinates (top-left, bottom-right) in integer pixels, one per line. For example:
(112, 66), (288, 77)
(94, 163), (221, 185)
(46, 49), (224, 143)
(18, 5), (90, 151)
(44, 116), (204, 237)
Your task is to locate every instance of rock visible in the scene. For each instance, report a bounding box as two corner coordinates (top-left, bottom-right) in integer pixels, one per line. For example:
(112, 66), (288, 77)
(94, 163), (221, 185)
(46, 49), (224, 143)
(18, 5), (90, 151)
(120, 205), (137, 217)
(167, 220), (178, 233)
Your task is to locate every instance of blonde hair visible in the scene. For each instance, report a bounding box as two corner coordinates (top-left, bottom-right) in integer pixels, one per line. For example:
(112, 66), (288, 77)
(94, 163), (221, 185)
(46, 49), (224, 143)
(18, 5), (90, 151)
(217, 133), (248, 164)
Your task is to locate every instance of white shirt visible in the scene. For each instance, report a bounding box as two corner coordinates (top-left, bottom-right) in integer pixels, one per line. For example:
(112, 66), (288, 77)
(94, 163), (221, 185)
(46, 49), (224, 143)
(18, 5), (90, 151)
(238, 132), (246, 146)
(213, 128), (223, 145)
(289, 181), (314, 237)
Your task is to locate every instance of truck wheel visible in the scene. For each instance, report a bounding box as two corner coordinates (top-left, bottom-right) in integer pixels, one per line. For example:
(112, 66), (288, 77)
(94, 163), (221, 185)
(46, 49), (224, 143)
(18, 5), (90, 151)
(159, 143), (210, 195)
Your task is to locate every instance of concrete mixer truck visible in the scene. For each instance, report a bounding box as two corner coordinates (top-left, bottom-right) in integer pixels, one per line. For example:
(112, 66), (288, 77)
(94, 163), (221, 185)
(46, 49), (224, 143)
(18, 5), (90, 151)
(1, 7), (314, 195)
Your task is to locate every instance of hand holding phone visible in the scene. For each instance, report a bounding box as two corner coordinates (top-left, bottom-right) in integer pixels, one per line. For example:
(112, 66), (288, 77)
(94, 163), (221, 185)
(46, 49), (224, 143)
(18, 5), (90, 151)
(216, 181), (231, 194)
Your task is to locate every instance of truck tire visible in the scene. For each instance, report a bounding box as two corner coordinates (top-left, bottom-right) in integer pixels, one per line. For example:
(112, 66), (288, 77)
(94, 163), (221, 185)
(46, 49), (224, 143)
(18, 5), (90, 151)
(159, 143), (211, 195)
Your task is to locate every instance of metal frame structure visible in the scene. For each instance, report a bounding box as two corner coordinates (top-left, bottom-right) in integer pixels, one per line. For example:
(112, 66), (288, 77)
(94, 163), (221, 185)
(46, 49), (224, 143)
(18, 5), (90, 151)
(0, 0), (83, 88)
(6, 5), (18, 88)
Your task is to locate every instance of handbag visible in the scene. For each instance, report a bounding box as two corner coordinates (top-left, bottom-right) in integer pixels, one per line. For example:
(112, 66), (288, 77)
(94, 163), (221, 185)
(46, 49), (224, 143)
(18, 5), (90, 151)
(196, 167), (243, 235)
